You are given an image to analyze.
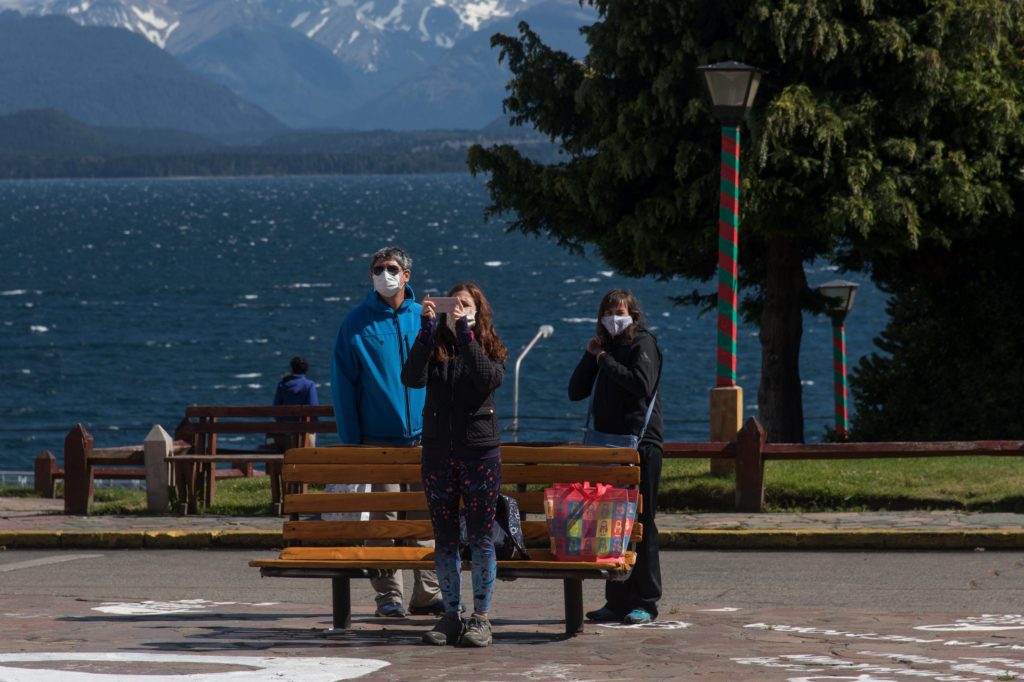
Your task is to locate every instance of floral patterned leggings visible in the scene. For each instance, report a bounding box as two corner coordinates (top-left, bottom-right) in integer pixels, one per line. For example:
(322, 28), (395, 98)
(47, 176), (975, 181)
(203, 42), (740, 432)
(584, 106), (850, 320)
(421, 455), (501, 615)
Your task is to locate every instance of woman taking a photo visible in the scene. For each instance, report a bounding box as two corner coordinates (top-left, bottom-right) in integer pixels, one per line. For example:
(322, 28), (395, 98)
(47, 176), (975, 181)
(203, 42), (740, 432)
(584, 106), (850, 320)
(568, 288), (663, 625)
(402, 282), (507, 647)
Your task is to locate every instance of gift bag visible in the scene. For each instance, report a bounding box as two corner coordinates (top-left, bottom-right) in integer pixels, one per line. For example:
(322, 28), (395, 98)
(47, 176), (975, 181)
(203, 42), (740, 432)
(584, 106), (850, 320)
(543, 482), (638, 562)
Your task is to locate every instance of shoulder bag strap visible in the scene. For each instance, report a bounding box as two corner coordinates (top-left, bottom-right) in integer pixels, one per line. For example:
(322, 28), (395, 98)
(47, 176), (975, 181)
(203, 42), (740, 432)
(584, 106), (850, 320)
(636, 343), (664, 440)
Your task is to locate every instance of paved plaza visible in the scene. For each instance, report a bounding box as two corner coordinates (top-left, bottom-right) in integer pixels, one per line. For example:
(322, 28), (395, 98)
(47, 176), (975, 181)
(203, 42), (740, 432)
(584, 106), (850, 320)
(1, 548), (1023, 680)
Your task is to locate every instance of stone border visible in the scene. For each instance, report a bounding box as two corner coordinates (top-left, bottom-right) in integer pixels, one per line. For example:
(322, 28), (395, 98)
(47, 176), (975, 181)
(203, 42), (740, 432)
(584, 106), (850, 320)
(2, 529), (1023, 550)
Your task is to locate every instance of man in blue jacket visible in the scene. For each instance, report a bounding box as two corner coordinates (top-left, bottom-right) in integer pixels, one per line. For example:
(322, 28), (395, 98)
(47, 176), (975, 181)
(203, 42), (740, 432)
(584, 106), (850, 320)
(331, 246), (442, 617)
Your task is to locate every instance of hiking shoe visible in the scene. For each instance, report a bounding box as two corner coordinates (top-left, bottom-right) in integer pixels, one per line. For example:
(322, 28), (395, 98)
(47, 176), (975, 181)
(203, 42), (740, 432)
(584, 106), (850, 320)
(459, 614), (493, 647)
(421, 611), (465, 646)
(585, 605), (621, 622)
(375, 602), (406, 618)
(408, 599), (446, 616)
(623, 608), (653, 625)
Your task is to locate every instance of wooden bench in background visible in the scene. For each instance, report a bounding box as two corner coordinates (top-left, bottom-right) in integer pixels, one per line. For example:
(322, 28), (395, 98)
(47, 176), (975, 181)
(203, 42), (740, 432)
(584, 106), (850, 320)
(172, 405), (336, 515)
(250, 444), (642, 636)
(35, 423), (190, 515)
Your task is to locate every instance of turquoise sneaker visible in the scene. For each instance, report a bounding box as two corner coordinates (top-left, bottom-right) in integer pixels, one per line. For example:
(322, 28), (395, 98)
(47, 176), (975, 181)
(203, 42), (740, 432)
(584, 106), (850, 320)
(623, 608), (653, 624)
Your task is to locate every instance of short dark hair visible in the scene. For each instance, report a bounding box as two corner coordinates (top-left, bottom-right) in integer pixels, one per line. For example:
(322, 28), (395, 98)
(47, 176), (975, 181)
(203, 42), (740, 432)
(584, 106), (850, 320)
(290, 356), (309, 374)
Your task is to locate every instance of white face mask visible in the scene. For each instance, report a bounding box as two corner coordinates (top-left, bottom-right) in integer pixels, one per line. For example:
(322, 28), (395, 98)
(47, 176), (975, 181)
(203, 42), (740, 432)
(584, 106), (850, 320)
(601, 314), (633, 337)
(464, 309), (476, 328)
(372, 269), (403, 298)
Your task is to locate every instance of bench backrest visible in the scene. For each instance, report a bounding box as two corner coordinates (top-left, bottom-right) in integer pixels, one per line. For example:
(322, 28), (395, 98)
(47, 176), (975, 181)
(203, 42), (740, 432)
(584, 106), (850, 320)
(280, 445), (641, 547)
(176, 405), (337, 453)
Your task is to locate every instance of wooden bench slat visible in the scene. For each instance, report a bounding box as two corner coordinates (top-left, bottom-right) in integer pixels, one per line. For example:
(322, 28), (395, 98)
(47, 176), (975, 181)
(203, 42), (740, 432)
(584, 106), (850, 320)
(169, 455), (283, 463)
(284, 520), (431, 541)
(282, 519), (644, 544)
(251, 549), (636, 573)
(502, 466), (639, 485)
(281, 446), (639, 466)
(286, 492), (428, 514)
(180, 422), (337, 435)
(253, 544), (630, 569)
(284, 448), (420, 465)
(283, 464), (422, 484)
(498, 446), (639, 464)
(284, 490), (586, 515)
(283, 464), (639, 486)
(186, 405), (335, 418)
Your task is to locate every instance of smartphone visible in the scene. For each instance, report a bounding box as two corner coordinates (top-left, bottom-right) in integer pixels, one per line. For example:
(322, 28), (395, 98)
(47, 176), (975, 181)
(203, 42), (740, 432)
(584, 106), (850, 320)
(429, 297), (459, 314)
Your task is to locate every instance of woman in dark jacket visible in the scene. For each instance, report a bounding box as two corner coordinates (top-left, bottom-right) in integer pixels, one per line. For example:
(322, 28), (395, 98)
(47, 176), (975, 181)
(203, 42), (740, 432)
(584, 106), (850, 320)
(568, 288), (663, 625)
(402, 282), (507, 648)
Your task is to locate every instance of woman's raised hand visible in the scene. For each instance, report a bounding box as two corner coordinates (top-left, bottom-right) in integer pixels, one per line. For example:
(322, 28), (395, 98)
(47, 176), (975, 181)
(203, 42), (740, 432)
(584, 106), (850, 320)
(422, 296), (437, 320)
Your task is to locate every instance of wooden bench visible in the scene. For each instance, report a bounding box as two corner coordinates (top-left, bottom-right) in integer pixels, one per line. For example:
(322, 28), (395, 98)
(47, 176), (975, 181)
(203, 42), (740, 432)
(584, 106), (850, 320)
(250, 444), (642, 636)
(172, 405), (336, 515)
(49, 423), (190, 515)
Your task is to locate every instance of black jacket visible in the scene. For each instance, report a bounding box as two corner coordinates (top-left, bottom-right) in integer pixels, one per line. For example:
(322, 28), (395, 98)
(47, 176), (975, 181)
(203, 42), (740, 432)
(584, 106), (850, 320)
(401, 333), (505, 451)
(568, 327), (663, 446)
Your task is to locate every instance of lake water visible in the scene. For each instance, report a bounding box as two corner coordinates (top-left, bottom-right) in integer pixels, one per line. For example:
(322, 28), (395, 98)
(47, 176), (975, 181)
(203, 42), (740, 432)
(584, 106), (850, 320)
(0, 174), (888, 472)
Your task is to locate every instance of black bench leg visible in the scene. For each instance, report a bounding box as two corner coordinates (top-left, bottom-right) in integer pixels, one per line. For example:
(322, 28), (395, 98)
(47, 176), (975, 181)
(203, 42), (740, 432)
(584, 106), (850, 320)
(563, 578), (584, 636)
(332, 577), (351, 630)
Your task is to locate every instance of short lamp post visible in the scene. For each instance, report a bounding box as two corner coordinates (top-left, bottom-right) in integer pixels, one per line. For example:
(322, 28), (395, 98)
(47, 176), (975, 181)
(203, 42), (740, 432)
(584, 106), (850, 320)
(698, 60), (764, 473)
(817, 280), (859, 439)
(511, 325), (554, 442)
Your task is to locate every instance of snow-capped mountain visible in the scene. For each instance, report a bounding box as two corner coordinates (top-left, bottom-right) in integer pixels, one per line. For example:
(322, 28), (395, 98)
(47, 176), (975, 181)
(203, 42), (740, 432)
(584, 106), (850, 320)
(0, 0), (594, 129)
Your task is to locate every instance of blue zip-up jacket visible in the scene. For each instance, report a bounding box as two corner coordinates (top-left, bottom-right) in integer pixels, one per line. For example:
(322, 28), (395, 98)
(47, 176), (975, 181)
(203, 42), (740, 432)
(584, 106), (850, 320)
(331, 284), (424, 445)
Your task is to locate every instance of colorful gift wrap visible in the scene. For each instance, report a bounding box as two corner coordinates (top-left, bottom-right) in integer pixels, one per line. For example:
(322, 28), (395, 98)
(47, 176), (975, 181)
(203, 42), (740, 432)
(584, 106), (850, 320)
(543, 482), (638, 562)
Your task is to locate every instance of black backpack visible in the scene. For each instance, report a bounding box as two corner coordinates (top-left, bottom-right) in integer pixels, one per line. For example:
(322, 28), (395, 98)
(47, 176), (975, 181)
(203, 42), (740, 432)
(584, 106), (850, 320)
(459, 493), (530, 560)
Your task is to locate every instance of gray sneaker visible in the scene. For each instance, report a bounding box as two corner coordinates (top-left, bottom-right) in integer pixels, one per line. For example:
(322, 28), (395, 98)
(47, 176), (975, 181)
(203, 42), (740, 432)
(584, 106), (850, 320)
(421, 611), (465, 646)
(459, 614), (492, 647)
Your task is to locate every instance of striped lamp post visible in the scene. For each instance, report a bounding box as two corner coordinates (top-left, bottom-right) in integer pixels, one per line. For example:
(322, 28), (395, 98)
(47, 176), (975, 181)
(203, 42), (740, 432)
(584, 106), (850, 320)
(698, 61), (764, 387)
(817, 280), (859, 439)
(698, 60), (763, 475)
(716, 126), (741, 386)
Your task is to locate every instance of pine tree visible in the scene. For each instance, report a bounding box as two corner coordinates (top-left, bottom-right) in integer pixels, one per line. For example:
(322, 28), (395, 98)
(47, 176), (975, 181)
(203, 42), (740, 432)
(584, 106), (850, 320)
(468, 0), (1024, 442)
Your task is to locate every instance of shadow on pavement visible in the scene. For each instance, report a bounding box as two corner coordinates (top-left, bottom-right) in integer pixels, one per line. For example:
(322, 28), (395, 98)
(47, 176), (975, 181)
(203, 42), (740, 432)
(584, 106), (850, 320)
(58, 612), (317, 623)
(136, 623), (575, 651)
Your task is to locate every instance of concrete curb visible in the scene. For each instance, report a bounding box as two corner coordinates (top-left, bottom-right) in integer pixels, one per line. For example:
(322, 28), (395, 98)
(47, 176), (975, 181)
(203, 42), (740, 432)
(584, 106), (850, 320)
(3, 529), (1024, 550)
(659, 529), (1024, 550)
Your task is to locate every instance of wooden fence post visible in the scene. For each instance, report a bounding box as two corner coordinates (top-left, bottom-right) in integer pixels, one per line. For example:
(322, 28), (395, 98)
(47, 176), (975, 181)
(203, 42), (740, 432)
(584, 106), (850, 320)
(34, 450), (57, 497)
(63, 423), (94, 515)
(735, 417), (766, 512)
(144, 424), (173, 513)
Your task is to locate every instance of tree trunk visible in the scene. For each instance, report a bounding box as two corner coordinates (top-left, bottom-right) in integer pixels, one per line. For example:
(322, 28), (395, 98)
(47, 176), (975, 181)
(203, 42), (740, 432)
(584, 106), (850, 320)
(757, 235), (806, 443)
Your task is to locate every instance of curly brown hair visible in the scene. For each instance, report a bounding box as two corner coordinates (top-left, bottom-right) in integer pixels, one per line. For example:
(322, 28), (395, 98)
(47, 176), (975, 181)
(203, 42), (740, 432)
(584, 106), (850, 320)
(431, 282), (508, 364)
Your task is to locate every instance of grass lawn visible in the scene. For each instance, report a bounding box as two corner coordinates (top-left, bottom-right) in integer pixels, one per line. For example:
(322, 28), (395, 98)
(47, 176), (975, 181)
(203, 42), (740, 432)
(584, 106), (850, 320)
(4, 456), (1023, 515)
(660, 456), (1024, 512)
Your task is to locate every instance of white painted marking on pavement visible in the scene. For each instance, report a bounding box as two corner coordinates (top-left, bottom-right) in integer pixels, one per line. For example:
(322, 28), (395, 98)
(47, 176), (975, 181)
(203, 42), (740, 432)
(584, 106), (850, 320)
(699, 607), (741, 612)
(92, 599), (278, 615)
(0, 554), (102, 572)
(598, 620), (692, 630)
(915, 614), (1024, 632)
(0, 652), (389, 681)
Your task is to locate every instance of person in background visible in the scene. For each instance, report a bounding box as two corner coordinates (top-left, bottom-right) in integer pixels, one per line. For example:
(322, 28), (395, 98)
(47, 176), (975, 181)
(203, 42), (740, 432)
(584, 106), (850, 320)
(568, 288), (664, 625)
(267, 355), (319, 451)
(331, 245), (443, 618)
(273, 356), (318, 407)
(402, 282), (507, 648)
